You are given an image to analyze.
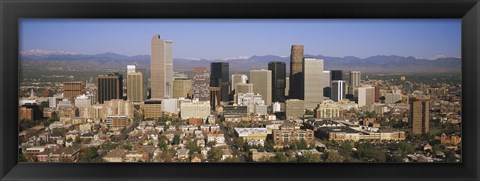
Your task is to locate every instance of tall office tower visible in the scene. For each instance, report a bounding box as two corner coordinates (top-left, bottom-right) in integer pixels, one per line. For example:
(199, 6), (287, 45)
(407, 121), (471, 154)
(127, 71), (144, 102)
(210, 62), (230, 102)
(136, 67), (149, 101)
(250, 69), (272, 106)
(235, 83), (254, 95)
(268, 61), (286, 102)
(286, 99), (305, 120)
(330, 70), (343, 81)
(331, 80), (346, 102)
(192, 67), (210, 101)
(151, 34), (173, 99)
(374, 86), (381, 103)
(172, 78), (192, 98)
(289, 45), (304, 99)
(357, 86), (375, 107)
(285, 77), (290, 97)
(97, 73), (123, 104)
(127, 64), (136, 73)
(349, 71), (361, 95)
(231, 74), (248, 92)
(64, 82), (84, 100)
(303, 57), (324, 109)
(409, 95), (430, 135)
(323, 70), (331, 97)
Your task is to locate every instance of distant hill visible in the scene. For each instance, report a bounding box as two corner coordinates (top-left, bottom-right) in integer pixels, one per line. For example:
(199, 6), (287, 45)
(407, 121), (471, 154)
(20, 50), (461, 73)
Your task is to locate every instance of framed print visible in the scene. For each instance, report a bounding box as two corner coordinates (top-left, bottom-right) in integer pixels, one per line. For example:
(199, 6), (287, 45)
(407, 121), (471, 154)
(1, 0), (479, 181)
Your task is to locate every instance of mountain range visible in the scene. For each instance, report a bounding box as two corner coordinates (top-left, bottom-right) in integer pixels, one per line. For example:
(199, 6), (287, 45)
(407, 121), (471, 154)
(20, 49), (461, 73)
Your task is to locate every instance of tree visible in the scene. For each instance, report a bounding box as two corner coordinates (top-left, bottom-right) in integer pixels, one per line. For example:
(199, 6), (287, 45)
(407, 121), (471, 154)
(266, 152), (290, 162)
(445, 151), (457, 162)
(325, 151), (345, 162)
(79, 147), (98, 162)
(158, 135), (168, 151)
(19, 119), (36, 132)
(186, 141), (201, 153)
(172, 134), (181, 145)
(297, 152), (321, 162)
(207, 148), (222, 162)
(353, 142), (387, 162)
(339, 141), (353, 159)
(305, 109), (314, 115)
(264, 139), (275, 152)
(235, 138), (245, 149)
(223, 157), (241, 162)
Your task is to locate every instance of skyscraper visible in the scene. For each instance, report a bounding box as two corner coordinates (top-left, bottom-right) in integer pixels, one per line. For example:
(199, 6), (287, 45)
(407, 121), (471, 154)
(64, 82), (84, 100)
(409, 95), (430, 135)
(303, 57), (324, 109)
(331, 70), (343, 81)
(192, 67), (210, 101)
(250, 69), (272, 106)
(289, 45), (304, 99)
(97, 73), (123, 104)
(231, 74), (248, 92)
(268, 61), (286, 102)
(127, 70), (144, 102)
(235, 83), (254, 95)
(151, 34), (173, 99)
(172, 78), (192, 98)
(331, 80), (346, 102)
(323, 70), (331, 98)
(349, 71), (361, 95)
(357, 86), (375, 107)
(210, 62), (230, 101)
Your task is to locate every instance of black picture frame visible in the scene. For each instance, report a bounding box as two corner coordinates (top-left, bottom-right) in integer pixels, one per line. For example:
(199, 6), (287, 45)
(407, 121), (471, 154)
(1, 0), (479, 180)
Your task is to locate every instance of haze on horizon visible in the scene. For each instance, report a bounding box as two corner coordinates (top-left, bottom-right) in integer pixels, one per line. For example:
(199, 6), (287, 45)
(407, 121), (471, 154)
(19, 19), (461, 60)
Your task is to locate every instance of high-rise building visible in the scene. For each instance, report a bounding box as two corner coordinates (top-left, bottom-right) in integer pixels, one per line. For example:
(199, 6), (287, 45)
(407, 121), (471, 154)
(127, 65), (136, 73)
(331, 70), (343, 81)
(192, 67), (210, 101)
(127, 69), (144, 102)
(285, 99), (305, 120)
(409, 95), (430, 135)
(74, 94), (92, 108)
(268, 61), (286, 102)
(303, 57), (324, 109)
(285, 77), (290, 97)
(250, 69), (272, 106)
(144, 99), (163, 119)
(358, 86), (375, 107)
(374, 86), (381, 103)
(289, 45), (304, 100)
(151, 34), (173, 99)
(385, 92), (402, 104)
(231, 74), (248, 92)
(235, 83), (253, 95)
(210, 62), (230, 102)
(64, 82), (84, 100)
(331, 80), (346, 102)
(323, 71), (332, 98)
(349, 71), (361, 95)
(172, 78), (192, 98)
(97, 73), (123, 104)
(235, 93), (265, 114)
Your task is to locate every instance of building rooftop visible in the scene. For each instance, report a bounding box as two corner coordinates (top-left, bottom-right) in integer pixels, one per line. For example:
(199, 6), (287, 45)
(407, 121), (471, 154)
(234, 128), (268, 135)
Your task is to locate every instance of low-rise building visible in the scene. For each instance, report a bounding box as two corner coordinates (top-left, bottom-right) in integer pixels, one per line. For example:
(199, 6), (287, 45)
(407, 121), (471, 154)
(180, 99), (210, 119)
(103, 149), (128, 162)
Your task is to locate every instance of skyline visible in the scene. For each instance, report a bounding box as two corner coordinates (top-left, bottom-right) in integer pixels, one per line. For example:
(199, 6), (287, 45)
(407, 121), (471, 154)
(20, 19), (461, 60)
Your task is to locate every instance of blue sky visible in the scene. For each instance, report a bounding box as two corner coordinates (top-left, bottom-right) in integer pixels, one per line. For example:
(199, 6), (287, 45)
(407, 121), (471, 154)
(19, 19), (461, 60)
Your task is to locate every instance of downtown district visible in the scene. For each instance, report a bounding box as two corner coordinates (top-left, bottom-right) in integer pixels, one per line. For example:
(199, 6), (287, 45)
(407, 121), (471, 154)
(18, 34), (462, 163)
